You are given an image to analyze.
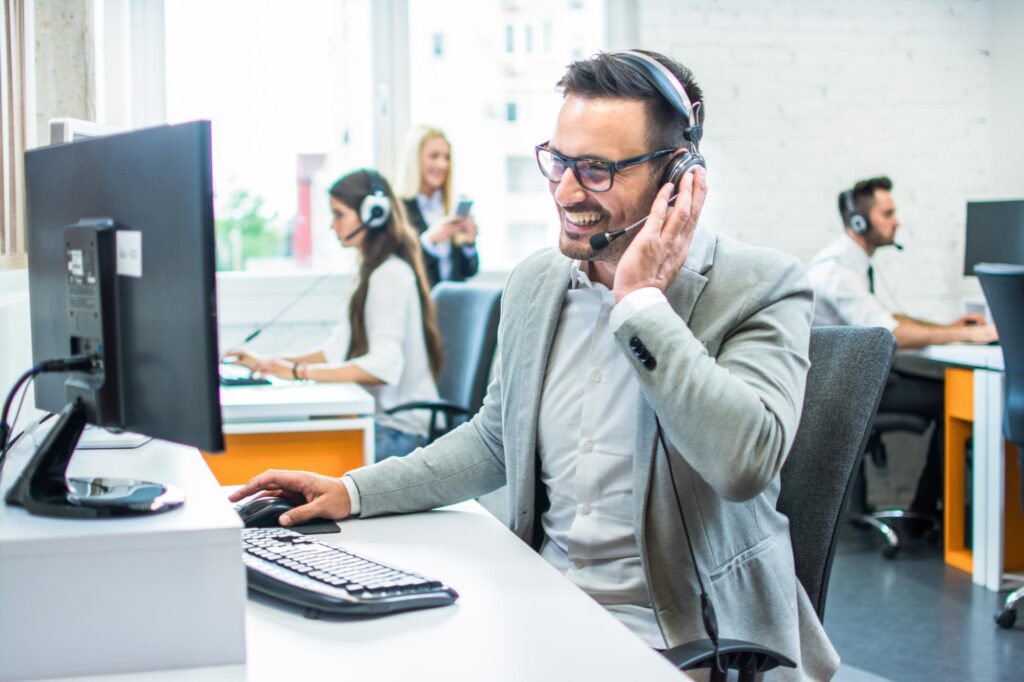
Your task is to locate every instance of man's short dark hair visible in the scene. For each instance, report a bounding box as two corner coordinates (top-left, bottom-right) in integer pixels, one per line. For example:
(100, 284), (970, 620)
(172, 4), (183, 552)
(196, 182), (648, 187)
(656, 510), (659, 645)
(555, 50), (705, 154)
(838, 176), (893, 225)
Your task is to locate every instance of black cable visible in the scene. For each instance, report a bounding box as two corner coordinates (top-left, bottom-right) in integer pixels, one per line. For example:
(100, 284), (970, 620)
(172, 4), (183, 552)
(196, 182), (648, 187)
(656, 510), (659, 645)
(0, 357), (93, 474)
(656, 416), (723, 674)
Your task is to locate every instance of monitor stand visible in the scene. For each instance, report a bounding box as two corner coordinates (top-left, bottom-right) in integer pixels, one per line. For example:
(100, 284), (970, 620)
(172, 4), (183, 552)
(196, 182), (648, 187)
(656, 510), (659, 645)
(3, 399), (184, 518)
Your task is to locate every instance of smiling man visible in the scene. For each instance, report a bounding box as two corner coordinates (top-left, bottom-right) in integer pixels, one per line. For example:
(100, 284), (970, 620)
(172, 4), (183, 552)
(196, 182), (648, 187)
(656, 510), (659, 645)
(231, 50), (838, 680)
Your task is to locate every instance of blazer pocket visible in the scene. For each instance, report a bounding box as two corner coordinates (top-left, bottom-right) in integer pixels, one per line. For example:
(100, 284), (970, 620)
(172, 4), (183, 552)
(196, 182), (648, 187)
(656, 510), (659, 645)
(708, 535), (773, 583)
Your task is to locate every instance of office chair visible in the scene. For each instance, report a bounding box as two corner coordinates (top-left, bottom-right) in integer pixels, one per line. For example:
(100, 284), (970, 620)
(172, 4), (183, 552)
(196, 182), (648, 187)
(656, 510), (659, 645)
(975, 264), (1024, 629)
(665, 327), (896, 679)
(851, 410), (940, 559)
(386, 282), (501, 444)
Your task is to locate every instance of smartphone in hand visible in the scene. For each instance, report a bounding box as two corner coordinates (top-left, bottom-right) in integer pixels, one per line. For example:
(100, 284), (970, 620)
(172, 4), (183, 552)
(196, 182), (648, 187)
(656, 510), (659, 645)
(454, 198), (473, 218)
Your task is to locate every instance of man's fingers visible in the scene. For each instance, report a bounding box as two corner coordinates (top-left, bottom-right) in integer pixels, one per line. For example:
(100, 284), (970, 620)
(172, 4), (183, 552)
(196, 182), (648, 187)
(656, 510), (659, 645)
(228, 470), (309, 502)
(645, 182), (674, 235)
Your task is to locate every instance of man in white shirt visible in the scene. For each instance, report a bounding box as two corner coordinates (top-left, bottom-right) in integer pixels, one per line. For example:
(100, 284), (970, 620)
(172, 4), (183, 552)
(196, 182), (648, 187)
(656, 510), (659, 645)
(806, 177), (997, 519)
(232, 50), (837, 679)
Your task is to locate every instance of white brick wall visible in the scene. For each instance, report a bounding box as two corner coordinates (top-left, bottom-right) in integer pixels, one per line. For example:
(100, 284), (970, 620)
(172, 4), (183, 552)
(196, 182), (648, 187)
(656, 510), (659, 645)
(638, 0), (1007, 320)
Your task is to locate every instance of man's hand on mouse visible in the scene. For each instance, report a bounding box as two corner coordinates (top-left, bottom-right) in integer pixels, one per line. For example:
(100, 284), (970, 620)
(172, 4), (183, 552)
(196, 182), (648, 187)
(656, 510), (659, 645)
(229, 470), (352, 527)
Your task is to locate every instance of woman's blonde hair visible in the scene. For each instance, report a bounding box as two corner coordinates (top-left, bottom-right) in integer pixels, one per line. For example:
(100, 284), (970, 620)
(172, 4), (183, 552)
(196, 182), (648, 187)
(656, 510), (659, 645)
(399, 125), (452, 213)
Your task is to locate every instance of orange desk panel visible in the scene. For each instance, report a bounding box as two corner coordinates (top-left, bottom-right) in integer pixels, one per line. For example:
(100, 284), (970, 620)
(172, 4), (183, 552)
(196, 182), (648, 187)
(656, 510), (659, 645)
(203, 430), (365, 486)
(943, 367), (1024, 575)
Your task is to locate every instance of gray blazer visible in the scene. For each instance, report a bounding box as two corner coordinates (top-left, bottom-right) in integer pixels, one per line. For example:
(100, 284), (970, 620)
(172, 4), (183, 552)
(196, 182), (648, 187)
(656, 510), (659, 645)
(348, 228), (840, 681)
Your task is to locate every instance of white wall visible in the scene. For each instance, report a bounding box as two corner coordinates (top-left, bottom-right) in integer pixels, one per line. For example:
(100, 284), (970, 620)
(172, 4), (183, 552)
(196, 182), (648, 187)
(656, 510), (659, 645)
(638, 0), (1014, 321)
(990, 0), (1024, 198)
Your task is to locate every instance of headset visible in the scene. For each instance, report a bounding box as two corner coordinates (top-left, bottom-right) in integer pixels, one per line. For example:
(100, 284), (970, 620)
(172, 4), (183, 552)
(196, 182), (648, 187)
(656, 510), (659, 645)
(842, 188), (870, 236)
(614, 50), (706, 185)
(589, 51), (707, 251)
(345, 169), (392, 240)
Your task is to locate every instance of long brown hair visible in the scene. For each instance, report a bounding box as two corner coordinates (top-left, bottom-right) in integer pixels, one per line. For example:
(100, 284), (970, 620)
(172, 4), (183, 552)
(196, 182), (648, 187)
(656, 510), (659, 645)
(329, 169), (444, 379)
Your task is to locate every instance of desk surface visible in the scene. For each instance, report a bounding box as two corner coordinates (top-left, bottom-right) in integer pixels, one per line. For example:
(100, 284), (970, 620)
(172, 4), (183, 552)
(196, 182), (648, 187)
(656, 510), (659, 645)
(908, 343), (1004, 372)
(37, 499), (685, 681)
(220, 381), (375, 423)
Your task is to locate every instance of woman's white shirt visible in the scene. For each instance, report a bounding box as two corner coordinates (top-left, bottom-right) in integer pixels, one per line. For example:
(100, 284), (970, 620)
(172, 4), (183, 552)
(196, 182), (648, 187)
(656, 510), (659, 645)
(322, 256), (439, 436)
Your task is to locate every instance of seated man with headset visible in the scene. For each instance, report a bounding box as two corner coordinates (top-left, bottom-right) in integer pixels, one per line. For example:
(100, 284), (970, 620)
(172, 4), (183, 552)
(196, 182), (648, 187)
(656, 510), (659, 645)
(806, 176), (998, 522)
(232, 50), (839, 679)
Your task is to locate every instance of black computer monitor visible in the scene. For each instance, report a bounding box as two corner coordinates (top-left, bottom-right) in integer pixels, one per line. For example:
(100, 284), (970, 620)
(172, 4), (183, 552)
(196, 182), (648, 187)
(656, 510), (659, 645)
(5, 121), (224, 519)
(964, 200), (1024, 276)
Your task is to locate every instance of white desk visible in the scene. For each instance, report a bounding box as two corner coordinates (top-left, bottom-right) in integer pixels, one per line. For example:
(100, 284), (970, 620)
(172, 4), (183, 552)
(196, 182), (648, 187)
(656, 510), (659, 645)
(33, 499), (686, 681)
(211, 382), (376, 484)
(908, 344), (1018, 591)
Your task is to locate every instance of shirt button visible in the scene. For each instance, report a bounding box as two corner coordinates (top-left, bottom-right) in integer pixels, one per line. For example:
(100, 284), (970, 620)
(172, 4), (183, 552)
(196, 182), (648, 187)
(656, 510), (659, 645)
(572, 558), (584, 569)
(591, 370), (602, 383)
(580, 504), (592, 515)
(582, 440), (594, 453)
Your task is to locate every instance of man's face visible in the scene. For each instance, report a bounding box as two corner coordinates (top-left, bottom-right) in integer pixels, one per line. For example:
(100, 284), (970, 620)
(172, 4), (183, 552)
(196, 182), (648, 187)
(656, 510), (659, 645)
(866, 189), (899, 247)
(548, 95), (662, 263)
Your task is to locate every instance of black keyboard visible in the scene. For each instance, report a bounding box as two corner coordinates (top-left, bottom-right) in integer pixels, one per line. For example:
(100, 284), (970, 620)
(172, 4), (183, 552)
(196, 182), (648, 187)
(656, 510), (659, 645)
(220, 375), (271, 387)
(241, 527), (458, 617)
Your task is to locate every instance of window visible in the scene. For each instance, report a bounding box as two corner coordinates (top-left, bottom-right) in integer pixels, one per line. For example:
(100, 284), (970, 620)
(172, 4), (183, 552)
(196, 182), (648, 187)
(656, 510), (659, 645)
(432, 32), (444, 57)
(164, 0), (374, 272)
(524, 25), (533, 53)
(408, 0), (605, 271)
(507, 156), (542, 193)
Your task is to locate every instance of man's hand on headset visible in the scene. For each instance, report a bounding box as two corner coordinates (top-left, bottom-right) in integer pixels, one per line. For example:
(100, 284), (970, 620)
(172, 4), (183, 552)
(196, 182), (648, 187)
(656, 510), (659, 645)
(613, 166), (707, 303)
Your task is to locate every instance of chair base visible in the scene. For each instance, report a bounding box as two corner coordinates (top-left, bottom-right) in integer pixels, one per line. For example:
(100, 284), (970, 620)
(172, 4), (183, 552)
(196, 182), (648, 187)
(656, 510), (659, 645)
(849, 510), (941, 559)
(995, 585), (1023, 629)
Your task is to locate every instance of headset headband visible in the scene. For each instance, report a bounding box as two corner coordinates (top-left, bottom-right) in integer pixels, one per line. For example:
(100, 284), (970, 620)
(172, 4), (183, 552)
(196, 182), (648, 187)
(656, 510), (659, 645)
(614, 50), (702, 145)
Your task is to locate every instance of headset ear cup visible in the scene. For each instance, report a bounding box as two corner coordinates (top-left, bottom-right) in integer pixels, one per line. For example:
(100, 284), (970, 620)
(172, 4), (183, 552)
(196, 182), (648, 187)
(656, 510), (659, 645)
(662, 151), (707, 187)
(360, 193), (391, 229)
(849, 213), (868, 235)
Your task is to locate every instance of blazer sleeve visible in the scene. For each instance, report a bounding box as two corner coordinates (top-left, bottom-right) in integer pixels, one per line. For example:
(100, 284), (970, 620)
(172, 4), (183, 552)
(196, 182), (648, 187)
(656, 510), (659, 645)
(612, 257), (813, 502)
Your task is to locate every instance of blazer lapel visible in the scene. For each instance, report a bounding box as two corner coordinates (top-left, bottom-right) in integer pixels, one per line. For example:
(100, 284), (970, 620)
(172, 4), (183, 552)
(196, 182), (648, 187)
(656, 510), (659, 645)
(633, 228), (718, 528)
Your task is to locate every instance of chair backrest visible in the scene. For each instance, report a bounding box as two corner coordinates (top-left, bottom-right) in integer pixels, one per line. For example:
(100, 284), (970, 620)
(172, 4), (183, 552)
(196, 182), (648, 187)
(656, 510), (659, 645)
(976, 264), (1024, 448)
(777, 326), (896, 622)
(431, 282), (502, 415)
(975, 263), (1024, 511)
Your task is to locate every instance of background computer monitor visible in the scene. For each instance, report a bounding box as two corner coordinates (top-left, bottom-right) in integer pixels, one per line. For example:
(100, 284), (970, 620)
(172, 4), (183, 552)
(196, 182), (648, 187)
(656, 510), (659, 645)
(963, 200), (1024, 276)
(7, 120), (224, 518)
(49, 117), (120, 145)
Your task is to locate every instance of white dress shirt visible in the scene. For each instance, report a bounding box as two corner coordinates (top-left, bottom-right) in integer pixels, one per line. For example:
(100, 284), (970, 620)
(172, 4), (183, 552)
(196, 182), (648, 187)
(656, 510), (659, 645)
(416, 190), (477, 281)
(343, 264), (668, 646)
(534, 262), (667, 648)
(323, 255), (439, 436)
(805, 234), (897, 330)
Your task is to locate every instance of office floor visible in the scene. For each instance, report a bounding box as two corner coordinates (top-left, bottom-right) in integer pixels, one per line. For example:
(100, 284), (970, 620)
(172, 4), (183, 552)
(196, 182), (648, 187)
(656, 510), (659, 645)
(826, 520), (1024, 682)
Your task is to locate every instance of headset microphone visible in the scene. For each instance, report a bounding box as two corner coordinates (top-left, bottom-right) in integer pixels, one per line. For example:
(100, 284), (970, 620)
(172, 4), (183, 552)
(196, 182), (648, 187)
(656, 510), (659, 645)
(589, 193), (679, 252)
(893, 242), (904, 251)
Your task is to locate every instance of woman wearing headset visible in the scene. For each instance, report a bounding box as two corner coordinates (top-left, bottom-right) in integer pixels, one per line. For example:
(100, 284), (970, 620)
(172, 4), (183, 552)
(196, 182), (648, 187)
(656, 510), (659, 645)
(226, 169), (444, 461)
(399, 125), (479, 287)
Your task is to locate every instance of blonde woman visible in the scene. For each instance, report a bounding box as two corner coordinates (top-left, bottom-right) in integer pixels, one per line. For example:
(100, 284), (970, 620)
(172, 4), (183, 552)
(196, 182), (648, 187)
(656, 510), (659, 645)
(399, 125), (479, 287)
(226, 169), (444, 461)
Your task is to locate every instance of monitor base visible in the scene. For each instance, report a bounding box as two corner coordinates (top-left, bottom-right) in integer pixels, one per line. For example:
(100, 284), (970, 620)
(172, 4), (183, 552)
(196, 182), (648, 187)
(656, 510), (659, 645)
(4, 400), (184, 518)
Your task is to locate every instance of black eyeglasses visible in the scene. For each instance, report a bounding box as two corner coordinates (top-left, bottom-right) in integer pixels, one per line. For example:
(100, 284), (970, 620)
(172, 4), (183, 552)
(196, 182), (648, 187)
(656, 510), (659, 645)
(534, 142), (675, 192)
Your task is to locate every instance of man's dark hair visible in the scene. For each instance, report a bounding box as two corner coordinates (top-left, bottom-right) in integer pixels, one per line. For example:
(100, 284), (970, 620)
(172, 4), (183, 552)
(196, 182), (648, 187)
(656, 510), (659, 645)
(555, 50), (705, 154)
(838, 176), (893, 225)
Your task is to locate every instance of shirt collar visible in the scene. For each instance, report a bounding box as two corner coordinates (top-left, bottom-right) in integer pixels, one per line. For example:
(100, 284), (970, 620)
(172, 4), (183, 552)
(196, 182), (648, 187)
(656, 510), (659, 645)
(839, 233), (873, 270)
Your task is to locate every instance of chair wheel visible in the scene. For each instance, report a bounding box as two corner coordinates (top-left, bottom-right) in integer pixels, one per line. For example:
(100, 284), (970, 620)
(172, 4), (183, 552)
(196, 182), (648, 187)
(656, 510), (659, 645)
(882, 545), (899, 559)
(995, 608), (1017, 629)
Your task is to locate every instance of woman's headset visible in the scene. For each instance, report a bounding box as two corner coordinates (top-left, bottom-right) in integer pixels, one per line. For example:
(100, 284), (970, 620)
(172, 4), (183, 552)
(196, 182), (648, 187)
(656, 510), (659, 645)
(360, 169), (392, 230)
(613, 50), (707, 185)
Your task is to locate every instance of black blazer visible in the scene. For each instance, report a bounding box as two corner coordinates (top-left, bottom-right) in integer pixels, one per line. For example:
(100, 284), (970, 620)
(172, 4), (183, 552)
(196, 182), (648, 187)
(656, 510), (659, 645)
(403, 197), (479, 288)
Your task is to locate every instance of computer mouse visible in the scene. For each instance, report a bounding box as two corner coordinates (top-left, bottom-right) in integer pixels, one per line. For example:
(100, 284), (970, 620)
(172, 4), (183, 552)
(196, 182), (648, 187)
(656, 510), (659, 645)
(236, 496), (298, 528)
